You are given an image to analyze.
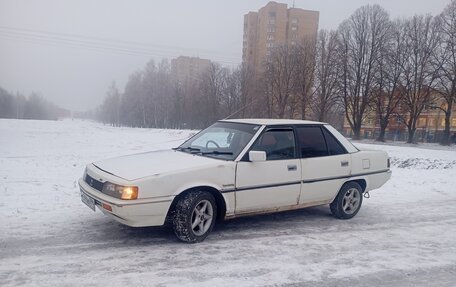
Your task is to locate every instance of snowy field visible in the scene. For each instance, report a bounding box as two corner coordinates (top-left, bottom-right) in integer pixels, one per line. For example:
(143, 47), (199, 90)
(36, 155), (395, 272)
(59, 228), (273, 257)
(1, 119), (456, 286)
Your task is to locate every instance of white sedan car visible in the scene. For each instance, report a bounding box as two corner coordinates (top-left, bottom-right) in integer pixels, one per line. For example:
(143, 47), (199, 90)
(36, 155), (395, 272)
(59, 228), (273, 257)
(79, 119), (391, 242)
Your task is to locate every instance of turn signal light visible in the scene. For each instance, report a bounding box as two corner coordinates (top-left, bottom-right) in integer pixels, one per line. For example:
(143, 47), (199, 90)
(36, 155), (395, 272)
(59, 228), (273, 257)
(102, 203), (112, 212)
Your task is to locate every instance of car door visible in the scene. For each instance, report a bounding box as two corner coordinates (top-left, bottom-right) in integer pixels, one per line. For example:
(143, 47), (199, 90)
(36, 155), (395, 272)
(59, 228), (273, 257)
(235, 127), (301, 213)
(297, 126), (351, 204)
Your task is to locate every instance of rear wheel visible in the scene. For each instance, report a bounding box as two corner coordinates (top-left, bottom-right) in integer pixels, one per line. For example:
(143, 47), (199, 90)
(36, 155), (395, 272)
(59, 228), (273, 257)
(172, 190), (217, 243)
(330, 182), (363, 219)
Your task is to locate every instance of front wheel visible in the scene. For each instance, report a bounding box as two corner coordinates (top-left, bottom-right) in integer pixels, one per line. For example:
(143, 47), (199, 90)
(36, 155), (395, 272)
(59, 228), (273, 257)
(172, 191), (217, 243)
(330, 182), (363, 219)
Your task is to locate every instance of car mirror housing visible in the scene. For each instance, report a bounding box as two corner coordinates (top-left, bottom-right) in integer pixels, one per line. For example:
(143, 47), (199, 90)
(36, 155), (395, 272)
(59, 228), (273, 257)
(249, 150), (266, 162)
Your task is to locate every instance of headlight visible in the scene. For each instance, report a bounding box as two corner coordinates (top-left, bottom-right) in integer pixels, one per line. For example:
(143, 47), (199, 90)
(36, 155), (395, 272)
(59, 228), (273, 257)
(102, 182), (139, 200)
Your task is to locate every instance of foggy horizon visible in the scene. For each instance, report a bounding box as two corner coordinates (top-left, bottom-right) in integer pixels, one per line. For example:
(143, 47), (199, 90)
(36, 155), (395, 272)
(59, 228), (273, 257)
(0, 0), (450, 112)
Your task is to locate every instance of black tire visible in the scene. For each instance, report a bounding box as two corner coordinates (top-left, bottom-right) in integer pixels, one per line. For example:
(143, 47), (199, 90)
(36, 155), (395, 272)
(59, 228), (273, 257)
(330, 182), (363, 219)
(172, 190), (217, 243)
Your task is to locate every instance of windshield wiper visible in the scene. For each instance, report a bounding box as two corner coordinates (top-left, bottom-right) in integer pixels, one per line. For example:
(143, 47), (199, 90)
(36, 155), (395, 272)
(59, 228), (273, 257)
(174, 147), (232, 156)
(201, 151), (233, 155)
(173, 146), (201, 153)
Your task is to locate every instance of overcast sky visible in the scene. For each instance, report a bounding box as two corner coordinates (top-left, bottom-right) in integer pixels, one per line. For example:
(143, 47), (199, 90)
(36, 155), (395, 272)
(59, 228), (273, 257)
(0, 0), (451, 111)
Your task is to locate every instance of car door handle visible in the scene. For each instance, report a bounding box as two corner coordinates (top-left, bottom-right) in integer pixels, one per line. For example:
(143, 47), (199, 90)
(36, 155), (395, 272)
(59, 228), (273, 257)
(341, 161), (349, 167)
(287, 164), (297, 171)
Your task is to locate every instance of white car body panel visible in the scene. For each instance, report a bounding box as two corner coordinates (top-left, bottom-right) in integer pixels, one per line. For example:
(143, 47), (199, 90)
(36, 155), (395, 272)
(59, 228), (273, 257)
(350, 150), (391, 192)
(81, 151), (237, 225)
(300, 154), (351, 203)
(235, 159), (301, 212)
(93, 149), (221, 181)
(78, 119), (392, 228)
(79, 178), (172, 227)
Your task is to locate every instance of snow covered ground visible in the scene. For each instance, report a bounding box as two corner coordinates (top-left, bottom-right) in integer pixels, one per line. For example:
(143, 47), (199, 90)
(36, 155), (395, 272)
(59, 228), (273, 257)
(1, 119), (455, 286)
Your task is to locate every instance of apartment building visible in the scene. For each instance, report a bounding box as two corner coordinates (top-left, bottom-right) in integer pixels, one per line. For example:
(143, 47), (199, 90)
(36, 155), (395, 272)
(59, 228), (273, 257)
(242, 1), (319, 72)
(171, 56), (211, 88)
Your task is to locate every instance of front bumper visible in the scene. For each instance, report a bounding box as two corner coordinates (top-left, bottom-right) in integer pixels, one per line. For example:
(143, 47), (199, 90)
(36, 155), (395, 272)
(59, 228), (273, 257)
(78, 178), (173, 227)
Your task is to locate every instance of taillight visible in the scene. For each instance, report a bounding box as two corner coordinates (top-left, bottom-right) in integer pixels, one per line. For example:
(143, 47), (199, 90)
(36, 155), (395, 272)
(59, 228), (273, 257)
(387, 158), (390, 168)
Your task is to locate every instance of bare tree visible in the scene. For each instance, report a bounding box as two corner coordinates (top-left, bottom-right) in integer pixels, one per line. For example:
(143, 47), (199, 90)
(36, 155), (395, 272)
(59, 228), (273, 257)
(337, 5), (391, 139)
(23, 93), (59, 120)
(294, 37), (317, 119)
(262, 45), (299, 118)
(102, 81), (121, 126)
(238, 63), (255, 118)
(373, 19), (407, 142)
(170, 81), (184, 129)
(0, 87), (63, 120)
(141, 60), (157, 127)
(434, 1), (456, 145)
(258, 70), (274, 118)
(311, 29), (341, 122)
(401, 15), (440, 143)
(199, 63), (228, 126)
(15, 93), (27, 119)
(121, 71), (144, 127)
(221, 66), (243, 117)
(0, 87), (15, 119)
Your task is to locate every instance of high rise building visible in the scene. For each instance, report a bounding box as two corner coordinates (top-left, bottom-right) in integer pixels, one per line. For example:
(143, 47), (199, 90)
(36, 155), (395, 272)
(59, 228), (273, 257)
(242, 1), (319, 72)
(171, 56), (211, 87)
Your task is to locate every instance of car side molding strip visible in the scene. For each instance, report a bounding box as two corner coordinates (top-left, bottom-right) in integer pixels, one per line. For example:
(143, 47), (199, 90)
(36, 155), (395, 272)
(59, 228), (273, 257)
(222, 169), (391, 193)
(222, 181), (301, 193)
(303, 169), (391, 184)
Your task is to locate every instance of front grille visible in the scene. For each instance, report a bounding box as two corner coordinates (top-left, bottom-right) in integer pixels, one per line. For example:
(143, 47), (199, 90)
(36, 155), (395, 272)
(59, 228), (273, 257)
(85, 174), (104, 191)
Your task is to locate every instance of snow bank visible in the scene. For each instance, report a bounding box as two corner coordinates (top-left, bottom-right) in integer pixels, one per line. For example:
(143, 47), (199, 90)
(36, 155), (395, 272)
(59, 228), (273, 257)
(355, 142), (456, 170)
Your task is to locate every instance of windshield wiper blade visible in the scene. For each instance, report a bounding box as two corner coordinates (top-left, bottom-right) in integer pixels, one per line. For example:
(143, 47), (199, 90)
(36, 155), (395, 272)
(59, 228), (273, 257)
(202, 151), (233, 155)
(174, 147), (231, 156)
(173, 146), (201, 153)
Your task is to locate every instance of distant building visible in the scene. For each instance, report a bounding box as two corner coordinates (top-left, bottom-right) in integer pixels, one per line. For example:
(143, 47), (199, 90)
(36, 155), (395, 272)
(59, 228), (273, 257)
(242, 1), (319, 72)
(342, 95), (456, 142)
(171, 56), (211, 88)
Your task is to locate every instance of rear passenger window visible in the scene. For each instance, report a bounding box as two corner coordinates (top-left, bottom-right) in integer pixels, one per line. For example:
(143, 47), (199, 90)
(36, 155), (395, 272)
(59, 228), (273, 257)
(296, 127), (328, 158)
(322, 128), (347, 155)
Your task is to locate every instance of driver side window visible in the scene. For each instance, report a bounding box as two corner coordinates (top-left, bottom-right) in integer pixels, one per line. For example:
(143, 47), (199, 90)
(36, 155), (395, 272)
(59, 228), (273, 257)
(251, 130), (296, 160)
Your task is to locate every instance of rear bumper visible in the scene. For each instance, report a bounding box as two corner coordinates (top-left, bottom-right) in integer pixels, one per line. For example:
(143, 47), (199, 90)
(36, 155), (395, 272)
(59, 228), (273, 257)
(78, 178), (173, 227)
(365, 169), (392, 191)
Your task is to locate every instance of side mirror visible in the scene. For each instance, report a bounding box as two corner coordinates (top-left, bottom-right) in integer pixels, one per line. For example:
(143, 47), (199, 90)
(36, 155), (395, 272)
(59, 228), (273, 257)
(249, 150), (266, 162)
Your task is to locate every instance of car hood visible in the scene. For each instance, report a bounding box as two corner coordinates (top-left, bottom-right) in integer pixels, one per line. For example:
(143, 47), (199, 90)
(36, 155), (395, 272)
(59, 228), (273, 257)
(93, 149), (223, 181)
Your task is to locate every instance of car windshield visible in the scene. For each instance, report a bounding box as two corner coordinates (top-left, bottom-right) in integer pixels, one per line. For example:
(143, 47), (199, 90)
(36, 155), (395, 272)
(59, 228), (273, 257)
(176, 121), (261, 160)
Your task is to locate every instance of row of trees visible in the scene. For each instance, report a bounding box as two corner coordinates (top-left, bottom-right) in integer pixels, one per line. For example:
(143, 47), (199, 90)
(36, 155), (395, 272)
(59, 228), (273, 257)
(0, 87), (66, 120)
(97, 60), (247, 129)
(98, 1), (456, 145)
(254, 2), (456, 144)
(337, 4), (455, 144)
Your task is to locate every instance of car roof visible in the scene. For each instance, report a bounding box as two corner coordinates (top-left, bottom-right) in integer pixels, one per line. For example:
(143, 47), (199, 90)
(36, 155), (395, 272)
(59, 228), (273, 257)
(219, 118), (327, 126)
